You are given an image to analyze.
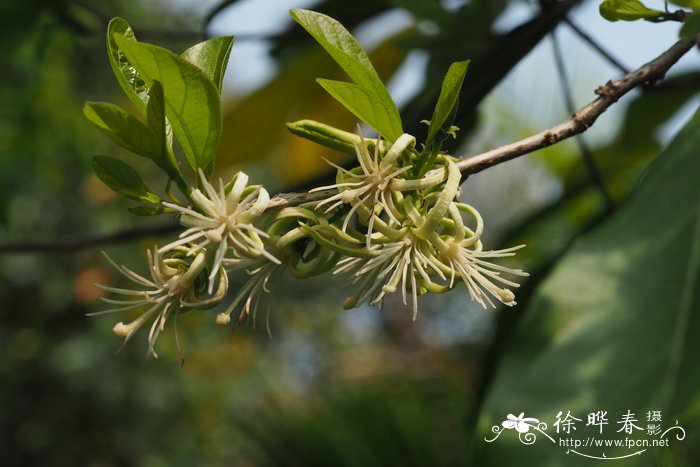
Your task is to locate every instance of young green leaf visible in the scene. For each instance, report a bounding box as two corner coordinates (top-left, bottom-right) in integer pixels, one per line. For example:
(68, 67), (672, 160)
(145, 81), (182, 177)
(84, 102), (162, 162)
(316, 79), (402, 144)
(599, 0), (664, 21)
(425, 60), (469, 147)
(113, 34), (222, 175)
(181, 36), (234, 94)
(91, 155), (161, 204)
(670, 0), (700, 10)
(290, 9), (402, 142)
(680, 12), (700, 37)
(106, 18), (148, 114)
(146, 80), (167, 155)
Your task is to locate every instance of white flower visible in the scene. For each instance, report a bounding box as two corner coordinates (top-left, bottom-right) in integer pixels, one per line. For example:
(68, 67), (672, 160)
(435, 203), (528, 308)
(335, 201), (529, 316)
(439, 243), (528, 308)
(161, 169), (279, 293)
(92, 248), (225, 358)
(502, 413), (539, 433)
(336, 230), (444, 320)
(311, 131), (415, 241)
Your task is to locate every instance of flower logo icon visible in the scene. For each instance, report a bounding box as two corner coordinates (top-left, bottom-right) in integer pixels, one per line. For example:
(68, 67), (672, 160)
(502, 413), (540, 433)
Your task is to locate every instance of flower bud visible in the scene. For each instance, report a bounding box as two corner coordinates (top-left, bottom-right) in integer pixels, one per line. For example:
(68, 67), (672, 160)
(286, 119), (363, 155)
(498, 288), (516, 305)
(216, 313), (231, 325)
(112, 322), (131, 337)
(343, 296), (358, 309)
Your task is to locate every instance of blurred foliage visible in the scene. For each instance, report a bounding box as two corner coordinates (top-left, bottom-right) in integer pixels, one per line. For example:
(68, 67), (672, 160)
(237, 376), (474, 466)
(1, 0), (700, 465)
(476, 106), (700, 466)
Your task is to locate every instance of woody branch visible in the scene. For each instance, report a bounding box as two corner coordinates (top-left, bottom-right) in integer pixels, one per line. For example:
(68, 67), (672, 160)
(451, 34), (699, 176)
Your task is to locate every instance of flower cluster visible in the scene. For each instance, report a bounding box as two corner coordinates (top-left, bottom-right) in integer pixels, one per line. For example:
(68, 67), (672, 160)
(90, 12), (530, 359)
(97, 171), (281, 356)
(96, 130), (528, 356)
(307, 133), (528, 319)
(93, 248), (226, 358)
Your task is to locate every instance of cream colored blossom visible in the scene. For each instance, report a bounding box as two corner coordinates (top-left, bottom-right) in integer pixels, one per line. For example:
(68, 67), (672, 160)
(335, 231), (445, 320)
(161, 169), (279, 293)
(311, 132), (415, 241)
(92, 248), (226, 357)
(336, 200), (528, 316)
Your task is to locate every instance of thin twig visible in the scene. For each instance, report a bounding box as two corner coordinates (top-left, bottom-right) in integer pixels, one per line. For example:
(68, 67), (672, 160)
(564, 17), (629, 74)
(551, 28), (615, 213)
(452, 34), (699, 176)
(0, 222), (179, 254)
(202, 0), (237, 37)
(1, 34), (697, 255)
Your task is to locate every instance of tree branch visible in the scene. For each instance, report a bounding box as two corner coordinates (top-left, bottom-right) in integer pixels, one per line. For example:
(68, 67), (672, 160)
(0, 222), (179, 254)
(563, 17), (630, 75)
(551, 28), (614, 213)
(1, 34), (697, 254)
(453, 33), (699, 176)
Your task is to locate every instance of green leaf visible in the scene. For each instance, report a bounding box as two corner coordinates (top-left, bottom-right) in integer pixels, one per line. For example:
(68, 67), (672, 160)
(680, 11), (700, 37)
(599, 0), (664, 21)
(91, 156), (161, 204)
(216, 36), (405, 184)
(146, 80), (167, 154)
(316, 79), (400, 143)
(671, 0), (700, 10)
(425, 60), (469, 147)
(145, 80), (182, 178)
(113, 34), (222, 174)
(181, 36), (234, 94)
(83, 102), (162, 161)
(106, 17), (148, 114)
(476, 110), (700, 465)
(290, 9), (402, 142)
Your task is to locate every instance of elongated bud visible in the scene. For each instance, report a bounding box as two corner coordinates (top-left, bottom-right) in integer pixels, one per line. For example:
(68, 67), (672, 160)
(179, 253), (207, 291)
(380, 133), (415, 169)
(498, 288), (516, 305)
(286, 119), (365, 155)
(413, 159), (461, 240)
(343, 296), (358, 309)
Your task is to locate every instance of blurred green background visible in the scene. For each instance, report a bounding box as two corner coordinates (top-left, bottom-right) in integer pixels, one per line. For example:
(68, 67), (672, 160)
(2, 0), (700, 465)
